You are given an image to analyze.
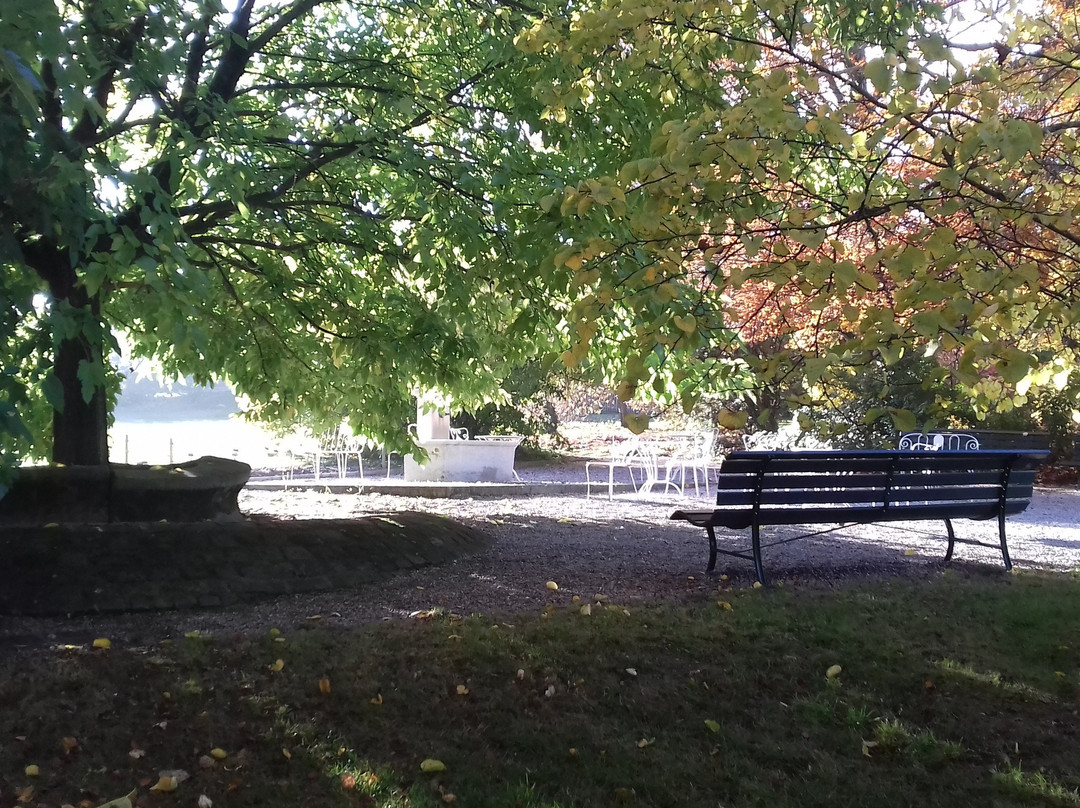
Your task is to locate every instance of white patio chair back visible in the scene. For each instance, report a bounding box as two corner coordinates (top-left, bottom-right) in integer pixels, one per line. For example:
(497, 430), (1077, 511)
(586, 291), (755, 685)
(898, 432), (981, 451)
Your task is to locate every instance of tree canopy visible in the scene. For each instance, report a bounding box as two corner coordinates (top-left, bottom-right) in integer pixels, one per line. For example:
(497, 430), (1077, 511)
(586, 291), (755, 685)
(2, 0), (1078, 474)
(523, 0), (1080, 435)
(1, 0), (573, 469)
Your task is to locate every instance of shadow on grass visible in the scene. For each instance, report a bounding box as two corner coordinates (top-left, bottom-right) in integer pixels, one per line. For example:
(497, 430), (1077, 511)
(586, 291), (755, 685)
(2, 572), (1079, 807)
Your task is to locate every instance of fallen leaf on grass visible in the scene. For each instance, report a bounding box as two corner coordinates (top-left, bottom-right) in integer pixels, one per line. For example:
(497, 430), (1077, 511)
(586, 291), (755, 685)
(370, 693), (383, 705)
(717, 601), (733, 611)
(24, 764), (39, 776)
(282, 748), (292, 760)
(198, 795), (213, 808)
(420, 759), (446, 773)
(825, 665), (842, 679)
(861, 739), (879, 757)
(579, 603), (592, 616)
(704, 719), (720, 734)
(91, 790), (137, 808)
(149, 776), (178, 792)
(341, 774), (356, 790)
(210, 747), (228, 760)
(269, 658), (285, 672)
(61, 736), (79, 754)
(455, 684), (469, 695)
(318, 677), (331, 694)
(636, 738), (654, 748)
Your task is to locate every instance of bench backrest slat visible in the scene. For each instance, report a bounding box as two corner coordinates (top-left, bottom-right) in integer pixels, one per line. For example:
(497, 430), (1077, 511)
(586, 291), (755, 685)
(715, 450), (1046, 510)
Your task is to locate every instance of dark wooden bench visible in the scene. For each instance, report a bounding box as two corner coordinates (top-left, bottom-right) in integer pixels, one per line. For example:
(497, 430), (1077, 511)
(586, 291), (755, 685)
(670, 449), (1050, 584)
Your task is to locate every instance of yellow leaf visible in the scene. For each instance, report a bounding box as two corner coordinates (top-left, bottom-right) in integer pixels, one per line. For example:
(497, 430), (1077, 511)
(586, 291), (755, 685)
(60, 736), (78, 754)
(441, 793), (457, 804)
(752, 581), (763, 589)
(546, 580), (559, 590)
(903, 549), (915, 556)
(210, 748), (228, 760)
(715, 410), (749, 431)
(704, 719), (720, 734)
(456, 684), (469, 695)
(580, 603), (592, 616)
(24, 764), (39, 777)
(420, 758), (446, 773)
(318, 678), (331, 694)
(91, 790), (137, 808)
(149, 776), (178, 792)
(636, 737), (654, 748)
(717, 601), (733, 611)
(270, 658), (284, 672)
(826, 665), (842, 679)
(370, 693), (383, 705)
(282, 748), (292, 759)
(92, 638), (111, 650)
(623, 412), (650, 434)
(269, 628), (281, 636)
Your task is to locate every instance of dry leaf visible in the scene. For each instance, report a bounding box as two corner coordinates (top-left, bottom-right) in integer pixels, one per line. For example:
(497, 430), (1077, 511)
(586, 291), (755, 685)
(420, 758), (446, 773)
(625, 668), (638, 676)
(516, 669), (525, 681)
(198, 755), (215, 769)
(455, 684), (469, 695)
(318, 678), (331, 694)
(24, 764), (39, 777)
(717, 601), (733, 611)
(282, 748), (292, 759)
(341, 774), (356, 790)
(129, 748), (146, 760)
(269, 658), (285, 672)
(825, 664), (842, 679)
(545, 580), (559, 590)
(636, 737), (654, 748)
(580, 603), (592, 616)
(198, 796), (213, 808)
(441, 793), (456, 803)
(92, 638), (111, 650)
(149, 776), (178, 792)
(15, 787), (34, 804)
(370, 693), (383, 705)
(704, 719), (720, 734)
(61, 736), (79, 754)
(209, 747), (227, 760)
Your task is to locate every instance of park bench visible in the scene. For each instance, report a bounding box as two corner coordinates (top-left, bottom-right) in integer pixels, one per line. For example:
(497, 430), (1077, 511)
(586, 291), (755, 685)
(670, 449), (1050, 584)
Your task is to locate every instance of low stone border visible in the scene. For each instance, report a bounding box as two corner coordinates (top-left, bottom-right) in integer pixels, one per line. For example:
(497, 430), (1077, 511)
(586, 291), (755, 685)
(0, 512), (492, 616)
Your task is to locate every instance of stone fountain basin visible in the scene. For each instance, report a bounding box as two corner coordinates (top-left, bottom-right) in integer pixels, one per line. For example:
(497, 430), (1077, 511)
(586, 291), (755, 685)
(404, 435), (522, 483)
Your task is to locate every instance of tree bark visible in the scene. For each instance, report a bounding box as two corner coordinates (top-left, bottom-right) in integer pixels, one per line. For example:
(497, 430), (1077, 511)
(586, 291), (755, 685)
(50, 286), (109, 467)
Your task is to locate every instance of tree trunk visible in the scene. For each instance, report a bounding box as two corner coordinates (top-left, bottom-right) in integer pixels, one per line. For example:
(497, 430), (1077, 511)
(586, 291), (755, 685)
(50, 287), (109, 467)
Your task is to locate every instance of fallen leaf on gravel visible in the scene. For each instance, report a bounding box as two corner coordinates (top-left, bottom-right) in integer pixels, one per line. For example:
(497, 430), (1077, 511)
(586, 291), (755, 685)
(456, 684), (469, 695)
(270, 658), (285, 672)
(704, 719), (720, 734)
(198, 795), (213, 808)
(318, 678), (331, 694)
(580, 603), (592, 616)
(61, 736), (79, 754)
(370, 693), (383, 705)
(93, 638), (111, 649)
(24, 764), (39, 777)
(546, 580), (559, 590)
(210, 747), (228, 760)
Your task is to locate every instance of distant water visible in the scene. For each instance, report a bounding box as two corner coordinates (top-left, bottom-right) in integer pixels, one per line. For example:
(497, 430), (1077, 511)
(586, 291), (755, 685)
(109, 418), (298, 470)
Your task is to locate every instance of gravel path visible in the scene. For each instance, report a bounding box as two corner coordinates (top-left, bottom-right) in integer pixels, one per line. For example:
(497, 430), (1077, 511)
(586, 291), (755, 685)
(2, 464), (1078, 649)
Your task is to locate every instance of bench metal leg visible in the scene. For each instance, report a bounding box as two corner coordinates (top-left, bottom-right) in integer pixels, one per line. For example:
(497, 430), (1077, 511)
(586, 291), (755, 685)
(944, 518), (956, 563)
(705, 525), (718, 572)
(998, 510), (1013, 570)
(752, 523), (766, 585)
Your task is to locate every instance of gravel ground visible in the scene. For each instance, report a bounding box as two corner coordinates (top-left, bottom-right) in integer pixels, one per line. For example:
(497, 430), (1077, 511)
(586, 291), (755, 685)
(2, 462), (1078, 649)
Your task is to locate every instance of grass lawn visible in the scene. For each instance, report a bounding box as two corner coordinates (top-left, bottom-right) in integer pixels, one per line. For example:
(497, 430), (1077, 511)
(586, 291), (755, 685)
(2, 570), (1079, 808)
